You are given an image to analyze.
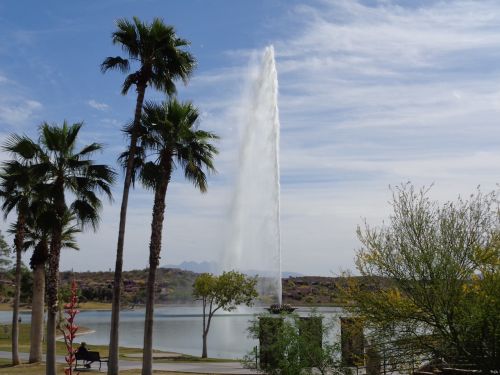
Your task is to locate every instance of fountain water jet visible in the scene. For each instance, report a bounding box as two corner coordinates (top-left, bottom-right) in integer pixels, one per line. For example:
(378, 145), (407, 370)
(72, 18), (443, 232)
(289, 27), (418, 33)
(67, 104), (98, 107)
(223, 46), (282, 304)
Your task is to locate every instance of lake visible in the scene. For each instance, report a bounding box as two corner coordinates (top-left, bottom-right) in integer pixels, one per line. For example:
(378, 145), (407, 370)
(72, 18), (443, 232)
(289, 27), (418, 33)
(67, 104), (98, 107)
(0, 306), (342, 359)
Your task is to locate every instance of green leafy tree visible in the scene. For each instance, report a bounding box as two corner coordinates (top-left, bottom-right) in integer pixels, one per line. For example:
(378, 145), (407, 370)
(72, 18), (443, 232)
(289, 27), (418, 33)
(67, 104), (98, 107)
(193, 271), (258, 358)
(101, 18), (195, 375)
(344, 184), (500, 373)
(128, 99), (217, 374)
(4, 122), (115, 375)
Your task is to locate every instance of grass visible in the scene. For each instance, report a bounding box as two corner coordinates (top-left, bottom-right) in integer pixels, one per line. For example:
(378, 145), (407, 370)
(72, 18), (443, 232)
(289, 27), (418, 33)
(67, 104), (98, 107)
(0, 304), (30, 313)
(77, 301), (112, 310)
(0, 324), (238, 366)
(0, 358), (65, 374)
(0, 358), (206, 374)
(0, 324), (150, 358)
(0, 302), (114, 312)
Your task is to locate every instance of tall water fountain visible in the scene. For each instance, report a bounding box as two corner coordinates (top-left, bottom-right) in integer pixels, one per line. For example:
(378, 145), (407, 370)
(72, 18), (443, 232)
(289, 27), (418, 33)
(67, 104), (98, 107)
(223, 46), (282, 304)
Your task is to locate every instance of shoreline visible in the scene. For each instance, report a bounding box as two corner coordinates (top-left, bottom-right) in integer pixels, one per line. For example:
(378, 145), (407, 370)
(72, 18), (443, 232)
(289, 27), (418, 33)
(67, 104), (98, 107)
(55, 326), (95, 341)
(0, 301), (346, 313)
(0, 323), (189, 360)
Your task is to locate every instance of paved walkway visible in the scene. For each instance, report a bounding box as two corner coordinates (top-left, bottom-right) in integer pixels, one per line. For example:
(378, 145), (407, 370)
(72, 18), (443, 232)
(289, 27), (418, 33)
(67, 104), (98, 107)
(0, 351), (257, 374)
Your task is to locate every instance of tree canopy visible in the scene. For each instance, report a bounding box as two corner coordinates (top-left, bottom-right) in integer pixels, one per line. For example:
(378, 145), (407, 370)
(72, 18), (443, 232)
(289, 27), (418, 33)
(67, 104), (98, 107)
(344, 184), (500, 372)
(193, 270), (258, 358)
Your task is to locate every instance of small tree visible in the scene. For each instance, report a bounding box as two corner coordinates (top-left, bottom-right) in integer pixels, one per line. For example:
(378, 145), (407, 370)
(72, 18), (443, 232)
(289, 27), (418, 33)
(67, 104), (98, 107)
(193, 270), (258, 358)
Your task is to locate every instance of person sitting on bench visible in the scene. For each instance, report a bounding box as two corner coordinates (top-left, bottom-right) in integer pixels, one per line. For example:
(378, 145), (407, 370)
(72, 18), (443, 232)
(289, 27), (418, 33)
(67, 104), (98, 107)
(76, 342), (92, 368)
(75, 342), (108, 370)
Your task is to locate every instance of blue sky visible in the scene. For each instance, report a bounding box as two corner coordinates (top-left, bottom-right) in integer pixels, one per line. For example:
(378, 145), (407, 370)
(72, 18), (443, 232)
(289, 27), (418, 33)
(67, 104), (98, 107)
(1, 0), (500, 275)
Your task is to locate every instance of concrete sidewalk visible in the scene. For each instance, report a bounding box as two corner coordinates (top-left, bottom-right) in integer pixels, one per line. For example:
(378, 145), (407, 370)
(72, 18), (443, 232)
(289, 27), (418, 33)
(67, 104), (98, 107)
(0, 351), (257, 374)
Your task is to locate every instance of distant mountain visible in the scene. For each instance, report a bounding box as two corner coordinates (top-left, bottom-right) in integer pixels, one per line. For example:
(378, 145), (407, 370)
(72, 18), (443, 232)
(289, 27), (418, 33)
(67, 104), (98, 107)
(162, 261), (302, 278)
(282, 271), (303, 278)
(162, 261), (218, 274)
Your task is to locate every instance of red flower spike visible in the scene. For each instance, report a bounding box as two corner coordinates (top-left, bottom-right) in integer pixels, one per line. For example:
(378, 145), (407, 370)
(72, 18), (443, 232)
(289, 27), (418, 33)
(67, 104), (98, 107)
(63, 279), (80, 375)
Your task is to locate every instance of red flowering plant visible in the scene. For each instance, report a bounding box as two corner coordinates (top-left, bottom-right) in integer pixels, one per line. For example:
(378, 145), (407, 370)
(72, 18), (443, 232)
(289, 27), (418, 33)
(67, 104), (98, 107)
(61, 280), (80, 375)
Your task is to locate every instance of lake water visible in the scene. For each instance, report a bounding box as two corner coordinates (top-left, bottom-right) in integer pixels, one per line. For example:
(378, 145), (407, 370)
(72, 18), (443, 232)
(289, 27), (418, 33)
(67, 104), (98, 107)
(0, 306), (342, 359)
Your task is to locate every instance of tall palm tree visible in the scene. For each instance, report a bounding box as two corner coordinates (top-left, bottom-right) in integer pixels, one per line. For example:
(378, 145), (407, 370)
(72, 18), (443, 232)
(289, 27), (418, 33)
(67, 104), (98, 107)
(130, 100), (218, 375)
(0, 158), (35, 365)
(5, 122), (115, 375)
(22, 209), (80, 363)
(101, 18), (195, 374)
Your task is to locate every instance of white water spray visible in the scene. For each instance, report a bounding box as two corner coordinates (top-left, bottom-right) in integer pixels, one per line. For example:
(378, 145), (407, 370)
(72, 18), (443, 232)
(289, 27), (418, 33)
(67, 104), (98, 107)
(223, 46), (282, 304)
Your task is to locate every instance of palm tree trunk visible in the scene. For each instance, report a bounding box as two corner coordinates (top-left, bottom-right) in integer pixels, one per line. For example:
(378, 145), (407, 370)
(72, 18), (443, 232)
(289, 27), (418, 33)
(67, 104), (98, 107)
(29, 240), (48, 363)
(108, 82), (147, 375)
(29, 262), (45, 363)
(142, 166), (170, 375)
(11, 245), (21, 365)
(45, 308), (57, 375)
(11, 215), (25, 366)
(46, 188), (64, 375)
(141, 257), (159, 375)
(46, 231), (61, 375)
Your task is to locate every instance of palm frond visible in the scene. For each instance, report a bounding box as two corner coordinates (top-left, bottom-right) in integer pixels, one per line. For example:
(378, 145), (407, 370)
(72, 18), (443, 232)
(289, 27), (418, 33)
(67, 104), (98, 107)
(105, 17), (196, 96)
(184, 162), (208, 193)
(113, 18), (140, 57)
(118, 145), (145, 187)
(2, 134), (39, 161)
(139, 161), (161, 191)
(138, 98), (218, 193)
(121, 72), (140, 95)
(101, 56), (130, 73)
(70, 199), (101, 231)
(65, 121), (83, 150)
(76, 142), (103, 157)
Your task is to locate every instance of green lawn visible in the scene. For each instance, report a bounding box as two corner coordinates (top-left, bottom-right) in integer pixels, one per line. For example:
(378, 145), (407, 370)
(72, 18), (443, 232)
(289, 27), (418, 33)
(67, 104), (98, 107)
(0, 324), (148, 358)
(0, 358), (65, 375)
(0, 358), (204, 374)
(0, 323), (237, 369)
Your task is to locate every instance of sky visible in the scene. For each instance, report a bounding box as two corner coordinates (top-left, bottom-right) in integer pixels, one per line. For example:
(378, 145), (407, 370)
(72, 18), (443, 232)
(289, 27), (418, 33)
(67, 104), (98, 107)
(0, 0), (499, 276)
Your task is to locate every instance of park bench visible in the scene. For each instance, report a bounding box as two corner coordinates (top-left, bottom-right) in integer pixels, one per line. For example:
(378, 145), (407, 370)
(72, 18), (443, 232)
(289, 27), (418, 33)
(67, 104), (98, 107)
(75, 350), (108, 371)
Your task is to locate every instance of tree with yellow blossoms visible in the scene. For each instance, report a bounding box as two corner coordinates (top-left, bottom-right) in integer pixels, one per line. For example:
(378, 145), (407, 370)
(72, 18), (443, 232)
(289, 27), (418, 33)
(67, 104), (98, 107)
(344, 184), (499, 373)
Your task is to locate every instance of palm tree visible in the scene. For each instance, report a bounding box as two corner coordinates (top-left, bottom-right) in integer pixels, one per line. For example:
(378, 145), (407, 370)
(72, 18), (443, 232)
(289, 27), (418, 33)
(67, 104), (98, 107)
(101, 17), (195, 374)
(130, 100), (218, 375)
(23, 208), (80, 363)
(0, 158), (35, 365)
(4, 122), (115, 375)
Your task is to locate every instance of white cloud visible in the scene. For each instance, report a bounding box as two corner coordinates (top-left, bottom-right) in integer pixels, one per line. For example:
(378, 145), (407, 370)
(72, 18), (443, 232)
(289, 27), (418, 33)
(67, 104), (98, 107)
(0, 73), (42, 128)
(0, 99), (42, 126)
(88, 99), (109, 111)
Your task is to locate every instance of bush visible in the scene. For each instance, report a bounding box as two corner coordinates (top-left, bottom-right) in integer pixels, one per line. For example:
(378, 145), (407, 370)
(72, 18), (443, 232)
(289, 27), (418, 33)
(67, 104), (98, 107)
(244, 311), (351, 375)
